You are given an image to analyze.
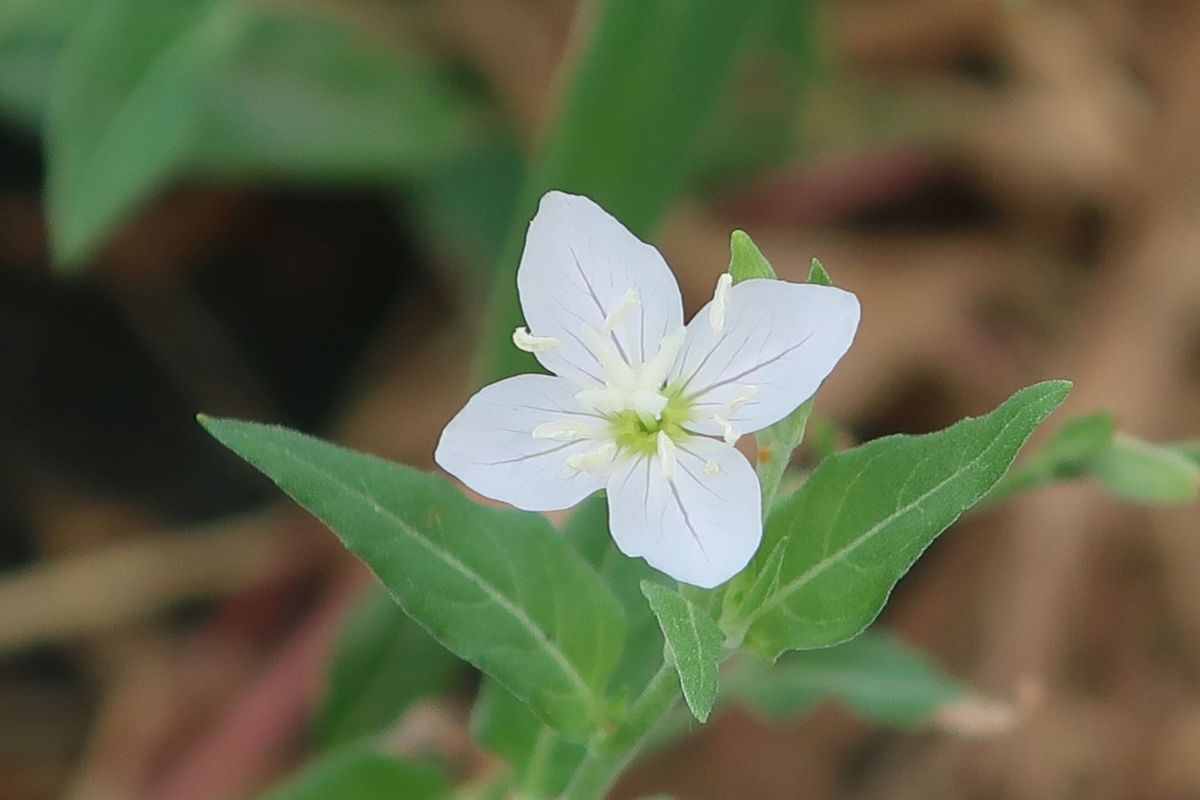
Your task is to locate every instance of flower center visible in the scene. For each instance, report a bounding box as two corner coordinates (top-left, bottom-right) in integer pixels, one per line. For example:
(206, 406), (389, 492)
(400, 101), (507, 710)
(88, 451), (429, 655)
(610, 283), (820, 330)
(607, 387), (692, 456)
(568, 303), (694, 460)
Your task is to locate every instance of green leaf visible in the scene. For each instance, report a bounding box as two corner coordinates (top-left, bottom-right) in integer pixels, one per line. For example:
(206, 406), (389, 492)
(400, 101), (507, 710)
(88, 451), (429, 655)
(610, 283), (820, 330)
(483, 0), (768, 382)
(1091, 434), (1200, 505)
(807, 257), (833, 287)
(260, 746), (446, 800)
(0, 0), (88, 128)
(566, 496), (666, 698)
(471, 680), (585, 799)
(731, 381), (1071, 659)
(468, 498), (668, 797)
(724, 631), (966, 727)
(46, 0), (211, 267)
(46, 0), (468, 269)
(727, 229), (777, 282)
(198, 417), (625, 740)
(640, 582), (723, 723)
(190, 8), (469, 178)
(315, 584), (461, 748)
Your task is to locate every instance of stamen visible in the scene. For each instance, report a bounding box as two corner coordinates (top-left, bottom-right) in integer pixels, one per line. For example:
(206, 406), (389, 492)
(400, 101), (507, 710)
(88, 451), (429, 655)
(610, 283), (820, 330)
(566, 441), (616, 472)
(513, 327), (561, 353)
(532, 420), (595, 441)
(656, 431), (677, 479)
(604, 289), (640, 330)
(713, 413), (740, 445)
(575, 388), (627, 415)
(709, 273), (733, 334)
(640, 325), (686, 388)
(582, 326), (635, 388)
(727, 385), (759, 414)
(704, 460), (720, 475)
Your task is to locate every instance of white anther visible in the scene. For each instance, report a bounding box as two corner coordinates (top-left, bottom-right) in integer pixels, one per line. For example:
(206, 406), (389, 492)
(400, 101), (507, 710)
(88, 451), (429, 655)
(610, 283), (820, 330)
(709, 273), (733, 334)
(566, 441), (616, 472)
(640, 325), (686, 388)
(532, 420), (594, 441)
(512, 327), (561, 353)
(704, 460), (720, 475)
(713, 414), (739, 445)
(656, 431), (677, 479)
(604, 289), (640, 330)
(727, 385), (759, 415)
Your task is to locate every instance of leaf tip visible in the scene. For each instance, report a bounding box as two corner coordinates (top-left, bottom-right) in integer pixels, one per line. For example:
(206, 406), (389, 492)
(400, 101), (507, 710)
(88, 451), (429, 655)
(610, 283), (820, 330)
(728, 229), (777, 283)
(1011, 379), (1072, 414)
(729, 230), (758, 259)
(807, 258), (833, 286)
(1041, 379), (1074, 408)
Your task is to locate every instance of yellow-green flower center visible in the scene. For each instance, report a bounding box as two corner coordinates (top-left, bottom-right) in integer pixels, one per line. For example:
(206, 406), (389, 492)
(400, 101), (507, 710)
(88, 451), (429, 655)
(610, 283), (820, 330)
(608, 387), (692, 456)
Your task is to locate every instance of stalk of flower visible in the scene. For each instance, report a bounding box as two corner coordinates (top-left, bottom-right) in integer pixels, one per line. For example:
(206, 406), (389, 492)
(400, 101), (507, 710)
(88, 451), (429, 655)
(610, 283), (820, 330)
(435, 191), (860, 588)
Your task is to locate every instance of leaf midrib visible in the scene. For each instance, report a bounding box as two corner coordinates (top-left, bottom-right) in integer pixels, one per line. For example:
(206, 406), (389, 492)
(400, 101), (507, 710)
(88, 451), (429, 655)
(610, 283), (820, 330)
(682, 598), (714, 718)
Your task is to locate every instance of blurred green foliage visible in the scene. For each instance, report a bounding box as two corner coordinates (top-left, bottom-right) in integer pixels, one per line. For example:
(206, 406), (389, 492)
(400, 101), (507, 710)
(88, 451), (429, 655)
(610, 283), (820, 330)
(0, 0), (86, 127)
(480, 0), (780, 383)
(315, 583), (461, 749)
(0, 0), (473, 268)
(723, 631), (966, 727)
(259, 746), (447, 800)
(472, 679), (586, 799)
(992, 412), (1200, 505)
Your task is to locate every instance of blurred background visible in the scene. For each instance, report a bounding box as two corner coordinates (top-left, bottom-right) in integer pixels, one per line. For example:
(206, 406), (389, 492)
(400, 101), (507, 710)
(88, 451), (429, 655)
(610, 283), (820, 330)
(1, 0), (1199, 798)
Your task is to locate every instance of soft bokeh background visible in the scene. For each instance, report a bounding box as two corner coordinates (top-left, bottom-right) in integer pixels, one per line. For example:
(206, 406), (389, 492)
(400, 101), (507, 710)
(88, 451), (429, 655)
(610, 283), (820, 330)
(2, 0), (1199, 798)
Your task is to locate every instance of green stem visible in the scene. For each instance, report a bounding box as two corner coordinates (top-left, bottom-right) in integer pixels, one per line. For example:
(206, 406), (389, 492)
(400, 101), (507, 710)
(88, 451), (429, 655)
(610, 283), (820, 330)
(561, 663), (680, 800)
(517, 726), (556, 797)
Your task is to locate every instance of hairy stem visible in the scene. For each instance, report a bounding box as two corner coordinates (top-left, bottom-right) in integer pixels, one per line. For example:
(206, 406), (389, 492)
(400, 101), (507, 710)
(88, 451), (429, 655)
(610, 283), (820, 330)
(561, 662), (680, 800)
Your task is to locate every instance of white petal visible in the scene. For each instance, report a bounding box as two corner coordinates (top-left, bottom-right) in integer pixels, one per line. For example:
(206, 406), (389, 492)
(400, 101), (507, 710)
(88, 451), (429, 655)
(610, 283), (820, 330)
(434, 375), (609, 512)
(606, 438), (762, 588)
(669, 280), (860, 437)
(517, 191), (684, 385)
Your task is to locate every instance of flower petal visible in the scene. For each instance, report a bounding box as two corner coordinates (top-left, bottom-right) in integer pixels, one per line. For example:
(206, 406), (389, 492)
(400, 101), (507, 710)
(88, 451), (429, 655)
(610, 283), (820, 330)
(434, 374), (610, 512)
(517, 191), (684, 385)
(669, 280), (860, 437)
(606, 438), (762, 588)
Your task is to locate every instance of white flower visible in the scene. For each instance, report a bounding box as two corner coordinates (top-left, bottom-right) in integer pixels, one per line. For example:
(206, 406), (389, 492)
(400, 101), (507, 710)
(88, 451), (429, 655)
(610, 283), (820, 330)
(435, 192), (860, 588)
